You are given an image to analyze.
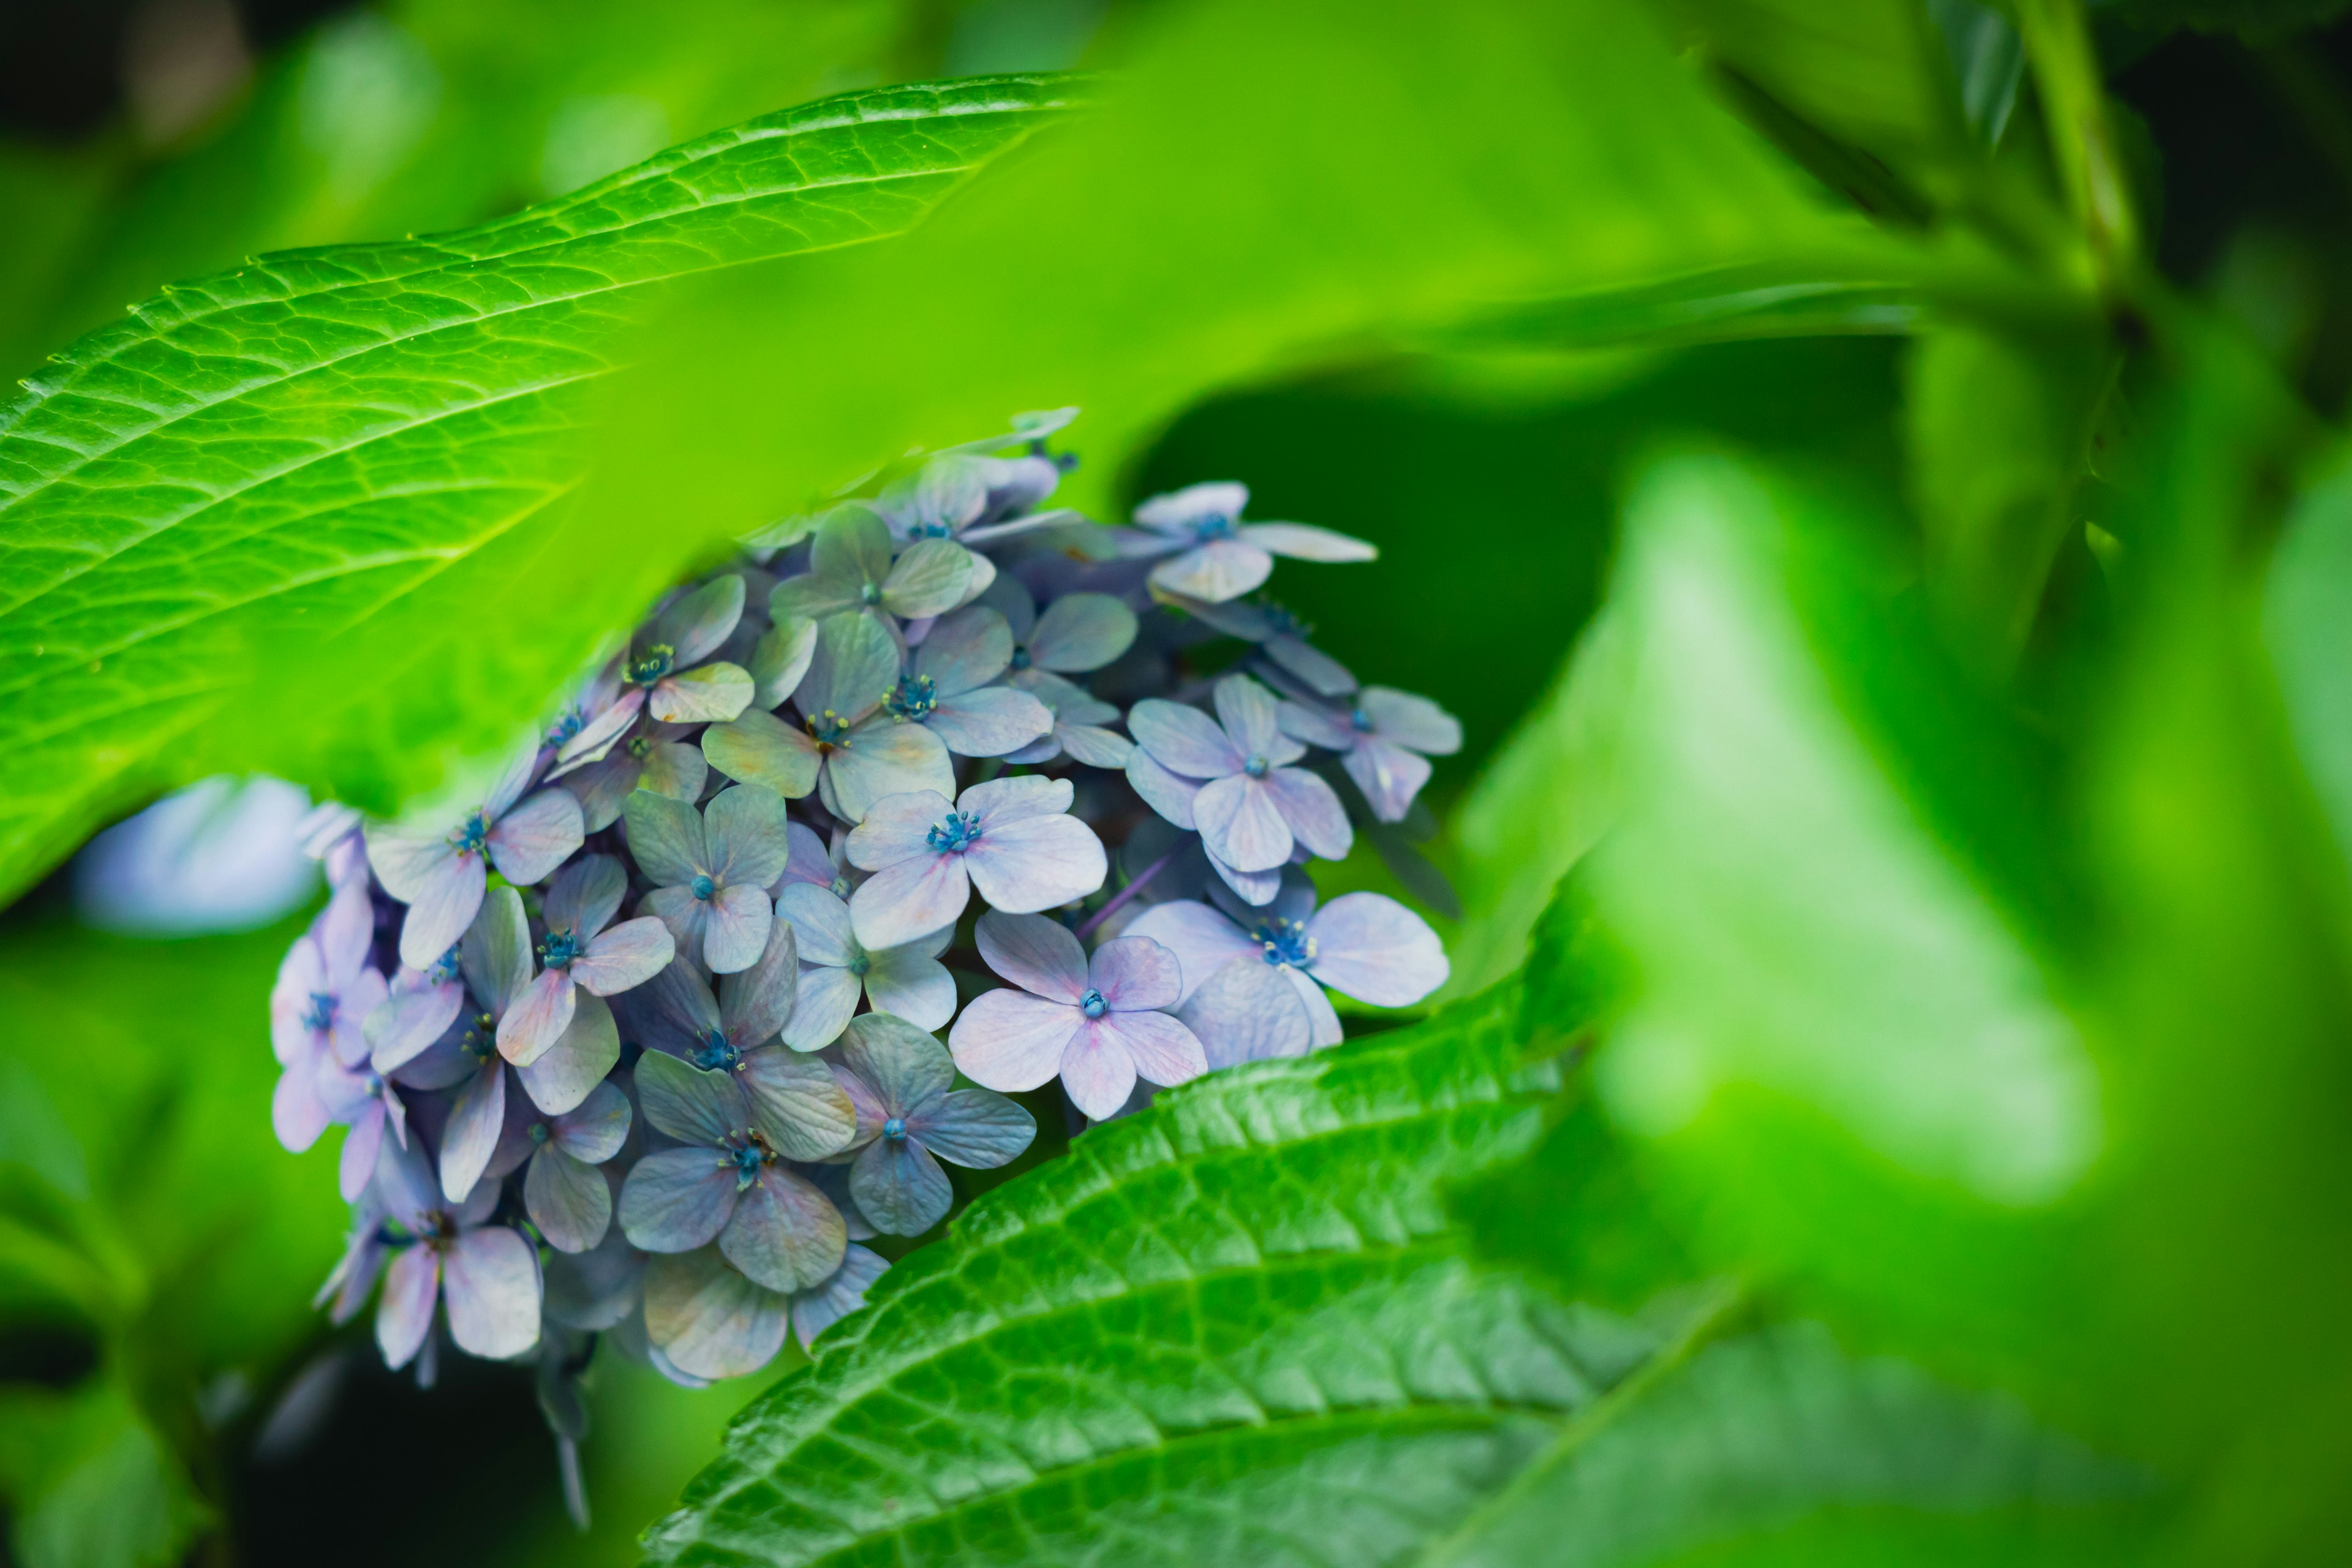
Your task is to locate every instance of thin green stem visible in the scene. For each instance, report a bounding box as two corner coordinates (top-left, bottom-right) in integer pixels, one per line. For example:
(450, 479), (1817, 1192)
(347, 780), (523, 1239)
(2013, 0), (2139, 295)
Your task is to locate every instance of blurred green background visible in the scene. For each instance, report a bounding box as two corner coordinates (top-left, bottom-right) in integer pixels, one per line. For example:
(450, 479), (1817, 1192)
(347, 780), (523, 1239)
(10, 0), (2352, 1563)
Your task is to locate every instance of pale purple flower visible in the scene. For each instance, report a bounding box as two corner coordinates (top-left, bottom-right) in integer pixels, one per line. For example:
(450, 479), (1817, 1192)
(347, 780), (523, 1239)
(876, 606), (1052, 759)
(366, 1134), (543, 1368)
(366, 748), (584, 970)
(297, 799), (366, 882)
(1125, 873), (1449, 1047)
(622, 921), (799, 1074)
(269, 878), (389, 1154)
(873, 452), (1077, 549)
(640, 1240), (888, 1378)
(363, 954), (470, 1091)
(1172, 951), (1316, 1068)
(786, 1242), (889, 1352)
(1000, 670), (1133, 769)
(777, 884), (954, 1049)
(844, 775), (1109, 951)
(560, 720), (706, 833)
(1120, 481), (1375, 602)
(78, 776), (320, 935)
(551, 576), (757, 771)
(828, 1012), (1034, 1234)
(949, 911), (1207, 1119)
(439, 888), (621, 1202)
(497, 853), (676, 1063)
(771, 505), (981, 624)
(1160, 590), (1358, 699)
(769, 818), (846, 900)
(518, 1079), (633, 1254)
(617, 1049), (852, 1292)
(315, 1058), (412, 1204)
(1280, 688), (1463, 823)
(981, 578), (1139, 685)
(700, 612), (955, 824)
(625, 785), (795, 974)
(1125, 674), (1352, 874)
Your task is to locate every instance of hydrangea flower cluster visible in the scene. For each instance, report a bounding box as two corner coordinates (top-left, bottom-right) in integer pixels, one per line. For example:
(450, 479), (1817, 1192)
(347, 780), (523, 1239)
(268, 409), (1455, 1515)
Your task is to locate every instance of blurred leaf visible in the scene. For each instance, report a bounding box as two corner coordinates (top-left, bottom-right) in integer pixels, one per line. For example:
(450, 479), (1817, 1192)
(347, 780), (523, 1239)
(2263, 446), (2352, 876)
(0, 1379), (211, 1568)
(0, 77), (1084, 903)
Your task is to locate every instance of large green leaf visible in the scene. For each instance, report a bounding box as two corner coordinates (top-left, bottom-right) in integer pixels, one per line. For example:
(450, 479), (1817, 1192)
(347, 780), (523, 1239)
(0, 74), (1085, 903)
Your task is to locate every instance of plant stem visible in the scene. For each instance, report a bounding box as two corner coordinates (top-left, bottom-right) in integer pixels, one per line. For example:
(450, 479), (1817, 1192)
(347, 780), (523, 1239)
(2013, 0), (2138, 295)
(1076, 844), (1180, 940)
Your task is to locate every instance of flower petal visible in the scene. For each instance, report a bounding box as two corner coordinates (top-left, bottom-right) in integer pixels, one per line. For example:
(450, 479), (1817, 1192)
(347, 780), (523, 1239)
(1235, 521), (1378, 562)
(365, 824), (454, 903)
(974, 909), (1088, 1003)
(844, 789), (952, 870)
(443, 1225), (543, 1359)
(1265, 766), (1354, 860)
(1122, 900), (1259, 1003)
(1150, 538), (1272, 602)
(913, 605), (1012, 695)
(963, 815), (1107, 913)
(375, 1243), (439, 1370)
(783, 964), (862, 1052)
(651, 662), (755, 724)
(1194, 775), (1293, 873)
(1088, 935), (1183, 1012)
(959, 772), (1074, 827)
(1060, 723), (1134, 770)
(722, 1167), (848, 1291)
(650, 573), (748, 668)
(1264, 635), (1357, 698)
(1128, 698), (1243, 778)
(485, 789), (584, 886)
(545, 853), (627, 941)
(703, 882), (774, 975)
(1028, 592), (1137, 673)
(789, 1244), (888, 1353)
(639, 739), (710, 803)
(496, 965), (576, 1066)
(620, 1148), (739, 1252)
(570, 916), (676, 995)
(751, 617), (820, 709)
(461, 885), (532, 1016)
(439, 1059), (507, 1203)
(737, 1047), (858, 1161)
(622, 791), (708, 886)
(1286, 965), (1346, 1048)
(797, 609), (900, 724)
(849, 1138), (953, 1235)
(1360, 685), (1463, 754)
(907, 1088), (1035, 1169)
(641, 885), (710, 970)
(1134, 481), (1248, 535)
(627, 955), (723, 1060)
(551, 685), (646, 774)
(1058, 1021), (1139, 1120)
(1207, 850), (1283, 907)
(704, 783), (795, 889)
(1343, 739), (1433, 823)
(551, 1078), (632, 1163)
(1175, 957), (1314, 1068)
(881, 538), (978, 619)
(777, 883), (857, 966)
(848, 854), (970, 952)
(839, 1012), (955, 1114)
(271, 1057), (331, 1153)
(1212, 675), (1284, 760)
(1125, 748), (1200, 829)
(366, 980), (462, 1074)
(643, 1250), (787, 1379)
(515, 990), (620, 1116)
(1306, 892), (1450, 1007)
(1099, 1009), (1207, 1088)
(948, 988), (1076, 1092)
(527, 1146), (614, 1253)
(634, 1046), (748, 1146)
(772, 821), (835, 894)
(827, 719), (956, 823)
(718, 913), (799, 1047)
(702, 709), (822, 797)
(926, 687), (1054, 758)
(862, 949), (957, 1031)
(398, 850), (488, 973)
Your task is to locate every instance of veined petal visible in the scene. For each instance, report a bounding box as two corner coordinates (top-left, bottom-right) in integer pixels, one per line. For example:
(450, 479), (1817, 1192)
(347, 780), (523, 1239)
(979, 573), (1037, 643)
(622, 791), (709, 886)
(1285, 965), (1345, 1048)
(1125, 748), (1200, 829)
(651, 662), (755, 725)
(570, 916), (675, 995)
(375, 1244), (439, 1370)
(1028, 592), (1137, 672)
(563, 751), (641, 834)
(848, 1139), (952, 1236)
(1059, 1022), (1139, 1120)
(737, 1048), (858, 1161)
(329, 968), (388, 1070)
(827, 719), (956, 823)
(1213, 675), (1284, 760)
(1098, 1009), (1207, 1088)
(948, 989), (1076, 1092)
(750, 617), (819, 710)
(789, 1244), (888, 1353)
(1194, 775), (1292, 873)
(771, 572), (863, 622)
(798, 610), (900, 724)
(551, 687), (646, 774)
(620, 1148), (739, 1252)
(1236, 521), (1378, 562)
(642, 885), (710, 968)
(703, 882), (774, 976)
(639, 740), (709, 803)
(443, 1226), (543, 1359)
(549, 1078), (631, 1164)
(546, 853), (627, 940)
(914, 606), (1012, 695)
(515, 990), (620, 1115)
(1123, 900), (1259, 1003)
(702, 709), (821, 798)
(496, 966), (576, 1066)
(1277, 699), (1355, 751)
(1089, 935), (1182, 1012)
(643, 1250), (786, 1380)
(974, 908), (1088, 1003)
(1176, 956), (1314, 1069)
(398, 851), (488, 973)
(959, 772), (1073, 827)
(963, 815), (1107, 913)
(635, 1047), (748, 1147)
(1265, 766), (1354, 860)
(630, 955), (723, 1059)
(1343, 740), (1433, 824)
(829, 1060), (891, 1148)
(366, 981), (462, 1074)
(718, 914), (799, 1047)
(814, 503), (896, 590)
(705, 785), (795, 889)
(439, 1060), (507, 1203)
(777, 883), (857, 966)
(1128, 698), (1243, 778)
(848, 854), (970, 952)
(783, 965), (862, 1052)
(845, 789), (953, 870)
(862, 949), (956, 1031)
(881, 538), (977, 619)
(772, 821), (835, 894)
(1058, 723), (1133, 769)
(722, 1167), (847, 1292)
(1360, 686), (1463, 754)
(926, 687), (1053, 758)
(651, 574), (748, 668)
(485, 790), (583, 886)
(907, 1088), (1035, 1169)
(526, 1146), (613, 1253)
(1208, 850), (1283, 907)
(840, 1012), (955, 1114)
(1306, 892), (1449, 1007)
(1150, 538), (1272, 602)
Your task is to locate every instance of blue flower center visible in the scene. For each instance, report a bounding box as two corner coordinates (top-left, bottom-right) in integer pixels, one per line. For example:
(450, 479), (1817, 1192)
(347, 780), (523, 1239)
(859, 581), (882, 605)
(691, 1029), (741, 1072)
(453, 813), (490, 855)
(926, 812), (983, 853)
(547, 709), (585, 745)
(1193, 513), (1236, 541)
(1254, 918), (1317, 969)
(627, 644), (675, 687)
(805, 709), (854, 748)
(1261, 600), (1311, 638)
(461, 1011), (498, 1059)
(908, 520), (953, 540)
(883, 1117), (908, 1140)
(539, 930), (581, 970)
(1350, 707), (1374, 733)
(1243, 755), (1270, 779)
(884, 673), (937, 722)
(429, 947), (463, 985)
(302, 992), (336, 1031)
(1080, 988), (1108, 1019)
(724, 1131), (776, 1190)
(1009, 645), (1032, 671)
(847, 952), (870, 978)
(690, 873), (717, 902)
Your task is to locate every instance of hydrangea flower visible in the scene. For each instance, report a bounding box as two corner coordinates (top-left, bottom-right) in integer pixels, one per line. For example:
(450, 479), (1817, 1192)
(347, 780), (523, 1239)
(1171, 955), (1316, 1068)
(552, 576), (757, 770)
(770, 506), (981, 625)
(641, 1241), (888, 1379)
(1126, 674), (1352, 875)
(269, 878), (388, 1153)
(624, 785), (795, 974)
(363, 953), (469, 1091)
(747, 614), (818, 710)
(1000, 670), (1133, 769)
(701, 613), (955, 824)
(845, 775), (1109, 951)
(557, 720), (706, 833)
(949, 911), (1207, 1119)
(1121, 481), (1376, 602)
(516, 1079), (632, 1254)
(771, 818), (846, 899)
(497, 853), (674, 1062)
(1125, 872), (1449, 1047)
(367, 1135), (543, 1369)
(366, 748), (584, 970)
(1159, 590), (1357, 699)
(980, 578), (1137, 684)
(873, 453), (1076, 549)
(878, 606), (1052, 759)
(829, 1012), (1035, 1234)
(1279, 687), (1462, 823)
(776, 884), (954, 1048)
(622, 921), (800, 1074)
(617, 1049), (852, 1294)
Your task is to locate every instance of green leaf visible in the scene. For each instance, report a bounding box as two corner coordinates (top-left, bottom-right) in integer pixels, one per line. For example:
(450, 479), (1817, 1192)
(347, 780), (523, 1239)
(0, 75), (1086, 903)
(2263, 447), (2352, 878)
(0, 1381), (212, 1568)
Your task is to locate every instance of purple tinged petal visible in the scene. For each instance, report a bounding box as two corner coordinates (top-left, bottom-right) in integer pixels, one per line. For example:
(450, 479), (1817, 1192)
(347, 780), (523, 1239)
(978, 573), (1038, 641)
(914, 607), (1012, 695)
(631, 956), (723, 1058)
(271, 935), (327, 1063)
(848, 854), (970, 952)
(546, 853), (627, 940)
(1277, 699), (1354, 751)
(1128, 699), (1243, 778)
(376, 1245), (439, 1370)
(1135, 481), (1248, 535)
(845, 790), (953, 870)
(736, 1048), (858, 1160)
(948, 989), (1076, 1092)
(963, 814), (1107, 913)
(273, 1057), (331, 1153)
(1088, 935), (1183, 1012)
(570, 916), (674, 995)
(1343, 741), (1433, 823)
(777, 883), (857, 965)
(367, 979), (462, 1074)
(330, 968), (388, 1069)
(1306, 892), (1449, 1006)
(797, 610), (900, 722)
(1060, 724), (1135, 769)
(881, 538), (978, 619)
(485, 790), (583, 886)
(1125, 748), (1200, 828)
(552, 686), (646, 774)
(652, 575), (748, 668)
(642, 885), (710, 965)
(703, 882), (774, 974)
(1265, 767), (1354, 860)
(959, 772), (1074, 827)
(829, 1060), (890, 1147)
(635, 1048), (748, 1146)
(318, 875), (375, 981)
(718, 915), (799, 1046)
(1286, 965), (1346, 1047)
(751, 617), (820, 709)
(515, 990), (620, 1116)
(722, 1167), (848, 1291)
(397, 851), (488, 973)
(622, 791), (708, 886)
(704, 785), (795, 888)
(527, 1146), (613, 1253)
(496, 966), (576, 1066)
(702, 709), (822, 797)
(907, 1088), (1035, 1169)
(1151, 538), (1273, 602)
(481, 747), (541, 820)
(639, 741), (709, 802)
(1028, 592), (1137, 672)
(1235, 521), (1378, 562)
(1194, 775), (1293, 873)
(849, 1139), (952, 1235)
(790, 1244), (887, 1352)
(652, 662), (755, 724)
(925, 687), (1054, 758)
(550, 1079), (631, 1164)
(443, 1226), (543, 1359)
(643, 1250), (787, 1379)
(862, 948), (956, 1030)
(784, 966), (861, 1051)
(827, 719), (956, 823)
(1099, 1009), (1207, 1089)
(772, 821), (834, 894)
(1213, 676), (1283, 759)
(439, 1060), (507, 1203)
(1176, 957), (1314, 1068)
(839, 1013), (954, 1114)
(1058, 1021), (1139, 1119)
(1123, 900), (1258, 1003)
(1264, 636), (1358, 698)
(620, 1149), (740, 1251)
(974, 910), (1088, 1002)
(1360, 686), (1463, 754)
(462, 886), (533, 1015)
